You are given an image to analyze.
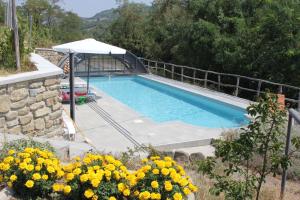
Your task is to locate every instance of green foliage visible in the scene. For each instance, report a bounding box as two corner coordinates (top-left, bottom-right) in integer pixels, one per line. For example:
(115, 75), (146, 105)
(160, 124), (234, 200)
(0, 138), (55, 159)
(0, 0), (4, 24)
(198, 93), (291, 200)
(98, 0), (300, 86)
(0, 27), (16, 69)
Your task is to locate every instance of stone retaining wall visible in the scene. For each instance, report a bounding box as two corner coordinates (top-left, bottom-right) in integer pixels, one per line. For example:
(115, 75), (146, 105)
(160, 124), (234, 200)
(35, 48), (64, 66)
(0, 53), (64, 137)
(0, 76), (64, 137)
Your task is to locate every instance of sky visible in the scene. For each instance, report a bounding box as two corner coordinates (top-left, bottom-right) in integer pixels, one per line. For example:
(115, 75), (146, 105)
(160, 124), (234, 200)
(16, 0), (153, 18)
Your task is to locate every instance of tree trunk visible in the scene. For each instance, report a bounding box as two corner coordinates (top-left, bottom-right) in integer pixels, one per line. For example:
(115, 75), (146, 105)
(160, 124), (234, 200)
(11, 0), (21, 71)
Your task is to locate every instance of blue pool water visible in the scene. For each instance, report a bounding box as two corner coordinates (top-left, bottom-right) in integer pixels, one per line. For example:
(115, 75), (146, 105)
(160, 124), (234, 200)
(87, 76), (248, 128)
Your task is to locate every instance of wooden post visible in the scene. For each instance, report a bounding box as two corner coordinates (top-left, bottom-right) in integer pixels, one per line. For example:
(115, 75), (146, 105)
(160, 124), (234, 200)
(218, 74), (221, 91)
(193, 70), (196, 85)
(235, 76), (240, 96)
(181, 67), (184, 82)
(204, 72), (208, 88)
(171, 65), (174, 80)
(11, 0), (21, 71)
(163, 64), (166, 77)
(257, 80), (262, 97)
(155, 62), (158, 74)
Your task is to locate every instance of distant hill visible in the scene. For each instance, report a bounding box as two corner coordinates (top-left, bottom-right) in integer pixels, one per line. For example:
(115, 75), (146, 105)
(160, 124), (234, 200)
(82, 8), (118, 30)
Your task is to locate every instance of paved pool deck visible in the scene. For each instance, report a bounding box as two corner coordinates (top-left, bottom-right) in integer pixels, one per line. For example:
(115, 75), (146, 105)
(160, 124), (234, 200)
(64, 74), (251, 153)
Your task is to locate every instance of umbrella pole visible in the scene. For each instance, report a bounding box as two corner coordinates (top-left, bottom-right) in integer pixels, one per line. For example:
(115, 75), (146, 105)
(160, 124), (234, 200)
(69, 53), (75, 121)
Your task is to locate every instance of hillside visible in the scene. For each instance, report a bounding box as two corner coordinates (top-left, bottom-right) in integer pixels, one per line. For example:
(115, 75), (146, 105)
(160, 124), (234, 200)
(82, 8), (118, 30)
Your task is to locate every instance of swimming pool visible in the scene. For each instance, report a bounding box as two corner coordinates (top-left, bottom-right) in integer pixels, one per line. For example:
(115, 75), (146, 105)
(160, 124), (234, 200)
(87, 76), (248, 128)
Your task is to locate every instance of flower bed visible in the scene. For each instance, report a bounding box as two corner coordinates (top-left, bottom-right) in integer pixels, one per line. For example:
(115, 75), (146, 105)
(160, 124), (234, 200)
(0, 148), (197, 200)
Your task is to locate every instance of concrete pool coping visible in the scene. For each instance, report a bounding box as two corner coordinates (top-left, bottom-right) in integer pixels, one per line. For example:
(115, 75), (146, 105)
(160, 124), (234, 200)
(66, 74), (251, 152)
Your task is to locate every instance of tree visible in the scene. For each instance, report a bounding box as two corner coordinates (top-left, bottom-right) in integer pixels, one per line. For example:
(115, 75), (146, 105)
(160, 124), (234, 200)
(0, 0), (4, 25)
(198, 93), (300, 200)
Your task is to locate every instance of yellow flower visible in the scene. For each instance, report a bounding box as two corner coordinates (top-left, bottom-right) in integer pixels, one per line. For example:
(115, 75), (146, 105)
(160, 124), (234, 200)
(4, 156), (14, 163)
(109, 197), (116, 200)
(123, 188), (130, 196)
(161, 168), (170, 176)
(26, 164), (34, 171)
(63, 185), (72, 194)
(73, 168), (82, 175)
(66, 173), (75, 181)
(25, 180), (34, 188)
(92, 195), (98, 200)
(84, 189), (94, 198)
(7, 181), (13, 188)
(52, 183), (63, 192)
(118, 183), (125, 192)
(47, 166), (55, 173)
(137, 171), (145, 179)
(106, 164), (116, 171)
(134, 190), (140, 196)
(80, 174), (89, 182)
(183, 187), (191, 195)
(57, 170), (65, 177)
(142, 158), (148, 163)
(8, 150), (15, 155)
(9, 175), (17, 182)
(173, 192), (183, 200)
(150, 192), (161, 200)
(35, 165), (41, 171)
(151, 181), (159, 189)
(164, 181), (173, 191)
(152, 169), (159, 175)
(91, 178), (101, 187)
(139, 191), (151, 199)
(188, 183), (198, 192)
(32, 173), (41, 180)
(42, 174), (49, 180)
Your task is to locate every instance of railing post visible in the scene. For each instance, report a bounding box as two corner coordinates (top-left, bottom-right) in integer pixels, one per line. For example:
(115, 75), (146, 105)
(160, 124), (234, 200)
(235, 77), (240, 96)
(163, 64), (166, 77)
(193, 70), (196, 85)
(278, 85), (283, 94)
(298, 90), (300, 111)
(280, 111), (293, 200)
(155, 62), (158, 74)
(181, 67), (184, 82)
(257, 80), (262, 97)
(218, 74), (221, 91)
(204, 72), (208, 88)
(171, 65), (174, 80)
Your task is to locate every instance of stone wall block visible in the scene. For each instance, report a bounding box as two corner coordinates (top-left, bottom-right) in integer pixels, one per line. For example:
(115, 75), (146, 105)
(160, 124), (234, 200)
(49, 110), (62, 120)
(0, 96), (10, 113)
(10, 99), (27, 110)
(34, 107), (50, 118)
(27, 97), (36, 105)
(22, 121), (35, 132)
(19, 113), (33, 125)
(29, 87), (45, 97)
(30, 101), (45, 111)
(6, 119), (19, 128)
(0, 117), (5, 128)
(29, 81), (43, 89)
(0, 87), (6, 95)
(35, 118), (45, 130)
(5, 111), (18, 121)
(52, 102), (61, 111)
(48, 85), (60, 91)
(11, 88), (28, 102)
(8, 125), (21, 134)
(36, 94), (43, 102)
(44, 79), (58, 86)
(43, 91), (58, 100)
(18, 107), (30, 116)
(45, 97), (58, 107)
